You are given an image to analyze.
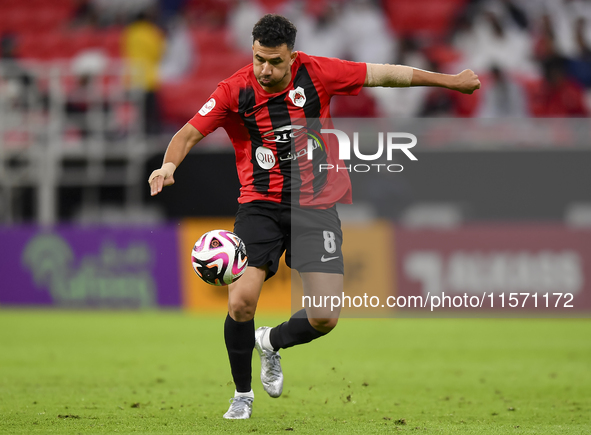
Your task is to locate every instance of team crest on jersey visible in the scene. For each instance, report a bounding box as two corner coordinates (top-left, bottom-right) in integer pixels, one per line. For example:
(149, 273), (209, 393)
(199, 98), (216, 116)
(289, 87), (306, 107)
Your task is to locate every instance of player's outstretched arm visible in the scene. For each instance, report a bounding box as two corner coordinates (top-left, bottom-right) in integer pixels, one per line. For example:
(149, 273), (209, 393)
(148, 123), (204, 196)
(364, 63), (481, 95)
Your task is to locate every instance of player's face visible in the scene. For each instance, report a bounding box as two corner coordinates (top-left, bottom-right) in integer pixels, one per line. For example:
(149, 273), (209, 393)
(252, 41), (297, 93)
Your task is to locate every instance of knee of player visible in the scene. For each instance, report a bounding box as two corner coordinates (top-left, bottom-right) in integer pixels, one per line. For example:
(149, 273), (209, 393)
(308, 317), (338, 333)
(228, 297), (258, 321)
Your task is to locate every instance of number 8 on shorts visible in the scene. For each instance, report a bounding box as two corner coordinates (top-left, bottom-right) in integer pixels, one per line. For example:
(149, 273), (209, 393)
(323, 231), (336, 254)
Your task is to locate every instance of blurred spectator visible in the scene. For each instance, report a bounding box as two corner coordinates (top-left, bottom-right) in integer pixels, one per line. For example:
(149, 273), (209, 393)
(0, 34), (37, 110)
(159, 0), (188, 25)
(291, 0), (347, 59)
(91, 0), (158, 27)
(533, 13), (559, 63)
(419, 62), (456, 117)
(368, 38), (430, 118)
(43, 0), (589, 123)
(420, 90), (456, 117)
(122, 10), (166, 134)
(340, 0), (396, 63)
(454, 4), (537, 76)
(542, 0), (591, 59)
(70, 0), (101, 29)
(500, 0), (530, 30)
(566, 17), (591, 87)
(509, 0), (548, 24)
(66, 50), (109, 138)
(228, 0), (265, 54)
(452, 13), (480, 66)
(477, 65), (529, 117)
(532, 57), (588, 116)
(159, 15), (195, 82)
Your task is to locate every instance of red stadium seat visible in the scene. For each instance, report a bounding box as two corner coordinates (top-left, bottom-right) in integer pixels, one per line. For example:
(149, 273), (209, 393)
(1, 9), (29, 33)
(423, 44), (462, 66)
(184, 0), (231, 26)
(257, 0), (289, 12)
(451, 87), (481, 117)
(17, 0), (73, 12)
(68, 30), (103, 57)
(101, 29), (123, 58)
(0, 0), (21, 7)
(15, 28), (124, 61)
(0, 4), (72, 35)
(0, 14), (11, 35)
(160, 28), (253, 125)
(191, 28), (233, 55)
(16, 32), (69, 60)
(331, 88), (378, 118)
(33, 7), (72, 32)
(384, 0), (467, 39)
(15, 33), (43, 59)
(195, 53), (251, 80)
(159, 77), (221, 125)
(517, 76), (544, 116)
(41, 33), (74, 60)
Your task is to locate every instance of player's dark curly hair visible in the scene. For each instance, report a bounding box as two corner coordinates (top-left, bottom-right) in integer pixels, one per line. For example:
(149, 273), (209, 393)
(252, 14), (297, 50)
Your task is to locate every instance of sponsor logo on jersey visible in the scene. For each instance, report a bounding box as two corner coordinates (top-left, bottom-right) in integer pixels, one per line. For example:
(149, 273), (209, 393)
(199, 98), (216, 116)
(261, 125), (326, 163)
(289, 86), (306, 107)
(262, 125), (306, 144)
(280, 139), (321, 162)
(255, 146), (276, 169)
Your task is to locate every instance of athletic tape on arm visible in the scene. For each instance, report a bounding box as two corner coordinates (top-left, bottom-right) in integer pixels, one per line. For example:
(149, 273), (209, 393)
(365, 63), (413, 88)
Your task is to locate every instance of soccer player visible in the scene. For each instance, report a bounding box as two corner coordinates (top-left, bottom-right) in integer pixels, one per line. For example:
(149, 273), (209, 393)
(149, 14), (480, 419)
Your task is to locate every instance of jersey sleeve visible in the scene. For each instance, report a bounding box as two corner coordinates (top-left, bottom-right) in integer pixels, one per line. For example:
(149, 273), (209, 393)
(188, 83), (232, 136)
(309, 55), (367, 97)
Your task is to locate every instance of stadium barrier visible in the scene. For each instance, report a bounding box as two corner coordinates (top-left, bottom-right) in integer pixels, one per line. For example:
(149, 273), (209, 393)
(0, 225), (181, 308)
(1, 221), (590, 315)
(394, 224), (591, 314)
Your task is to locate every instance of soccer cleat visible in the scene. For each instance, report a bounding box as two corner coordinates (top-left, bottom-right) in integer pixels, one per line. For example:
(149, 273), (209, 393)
(223, 395), (253, 419)
(254, 326), (283, 398)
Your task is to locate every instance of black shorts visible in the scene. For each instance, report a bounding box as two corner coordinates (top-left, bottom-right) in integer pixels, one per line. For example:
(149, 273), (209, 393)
(233, 200), (344, 280)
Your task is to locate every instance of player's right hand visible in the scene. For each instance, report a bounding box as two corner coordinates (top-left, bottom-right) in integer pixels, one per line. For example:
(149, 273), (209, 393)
(148, 162), (176, 196)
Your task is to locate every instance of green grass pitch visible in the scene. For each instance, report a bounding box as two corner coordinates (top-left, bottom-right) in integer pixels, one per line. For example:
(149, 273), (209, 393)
(0, 311), (589, 434)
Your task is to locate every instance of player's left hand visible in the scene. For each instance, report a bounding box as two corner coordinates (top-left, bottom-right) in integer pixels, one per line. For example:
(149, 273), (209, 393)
(453, 69), (481, 94)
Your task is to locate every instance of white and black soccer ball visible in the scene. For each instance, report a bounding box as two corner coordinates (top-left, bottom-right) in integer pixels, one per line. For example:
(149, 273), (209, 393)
(191, 229), (248, 286)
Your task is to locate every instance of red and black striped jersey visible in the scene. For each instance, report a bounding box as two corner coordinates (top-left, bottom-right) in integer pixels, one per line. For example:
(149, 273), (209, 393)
(188, 52), (367, 209)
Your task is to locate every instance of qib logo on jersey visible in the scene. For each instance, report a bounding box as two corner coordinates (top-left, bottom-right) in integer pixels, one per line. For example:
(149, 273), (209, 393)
(289, 86), (306, 107)
(255, 146), (276, 169)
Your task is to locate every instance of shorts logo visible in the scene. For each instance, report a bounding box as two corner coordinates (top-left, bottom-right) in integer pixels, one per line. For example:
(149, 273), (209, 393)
(289, 86), (306, 107)
(321, 255), (339, 262)
(255, 146), (276, 170)
(198, 98), (216, 116)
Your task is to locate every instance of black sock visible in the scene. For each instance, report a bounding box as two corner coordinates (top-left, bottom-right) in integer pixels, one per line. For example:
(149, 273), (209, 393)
(269, 309), (327, 351)
(224, 314), (255, 393)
